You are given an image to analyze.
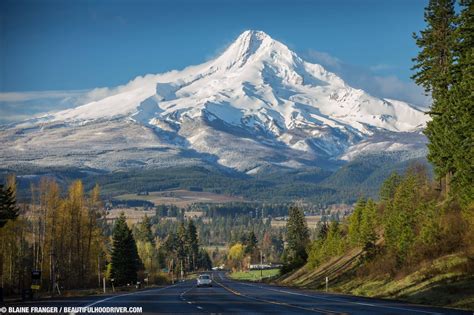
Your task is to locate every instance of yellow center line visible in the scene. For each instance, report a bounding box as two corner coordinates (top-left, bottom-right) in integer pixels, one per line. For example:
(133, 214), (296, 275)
(214, 279), (341, 315)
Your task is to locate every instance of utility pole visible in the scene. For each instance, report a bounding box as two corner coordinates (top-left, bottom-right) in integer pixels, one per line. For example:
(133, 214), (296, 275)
(260, 251), (263, 281)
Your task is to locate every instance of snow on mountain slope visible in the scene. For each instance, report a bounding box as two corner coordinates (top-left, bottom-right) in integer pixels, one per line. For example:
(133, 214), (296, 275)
(1, 30), (429, 172)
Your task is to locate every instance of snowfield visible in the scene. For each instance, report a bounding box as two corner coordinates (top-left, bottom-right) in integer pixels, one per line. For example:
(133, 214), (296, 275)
(0, 30), (429, 172)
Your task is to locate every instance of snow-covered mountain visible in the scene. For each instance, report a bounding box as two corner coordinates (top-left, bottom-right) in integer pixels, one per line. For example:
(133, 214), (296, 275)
(0, 30), (428, 173)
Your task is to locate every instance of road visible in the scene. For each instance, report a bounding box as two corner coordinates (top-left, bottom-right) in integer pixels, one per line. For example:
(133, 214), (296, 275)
(6, 272), (470, 314)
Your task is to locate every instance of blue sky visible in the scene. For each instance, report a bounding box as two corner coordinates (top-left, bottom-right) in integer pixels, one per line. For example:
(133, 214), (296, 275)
(0, 0), (430, 123)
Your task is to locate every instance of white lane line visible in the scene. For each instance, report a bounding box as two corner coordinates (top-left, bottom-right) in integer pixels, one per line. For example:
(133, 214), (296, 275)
(196, 306), (204, 310)
(83, 283), (180, 308)
(355, 302), (375, 307)
(236, 282), (441, 315)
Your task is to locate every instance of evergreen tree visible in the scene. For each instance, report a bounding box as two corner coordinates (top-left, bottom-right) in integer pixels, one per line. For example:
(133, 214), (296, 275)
(110, 213), (141, 286)
(286, 206), (310, 266)
(197, 249), (212, 270)
(412, 0), (456, 98)
(0, 184), (19, 228)
(245, 231), (258, 254)
(412, 0), (457, 188)
(135, 215), (155, 245)
(418, 201), (441, 247)
(316, 222), (329, 240)
(379, 172), (402, 202)
(442, 0), (474, 203)
(186, 220), (199, 270)
(326, 221), (344, 257)
(163, 232), (178, 253)
(384, 174), (418, 265)
(308, 221), (344, 268)
(359, 199), (377, 251)
(177, 222), (187, 270)
(348, 197), (366, 246)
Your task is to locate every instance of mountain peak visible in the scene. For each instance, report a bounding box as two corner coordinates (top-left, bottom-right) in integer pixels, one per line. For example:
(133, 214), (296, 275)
(238, 30), (272, 41)
(26, 29), (427, 136)
(215, 30), (294, 70)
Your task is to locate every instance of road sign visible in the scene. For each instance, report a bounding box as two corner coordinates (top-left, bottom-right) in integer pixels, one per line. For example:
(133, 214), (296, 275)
(31, 270), (41, 280)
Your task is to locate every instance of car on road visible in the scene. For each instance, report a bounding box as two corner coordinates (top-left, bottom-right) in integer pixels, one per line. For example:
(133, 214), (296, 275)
(196, 274), (212, 287)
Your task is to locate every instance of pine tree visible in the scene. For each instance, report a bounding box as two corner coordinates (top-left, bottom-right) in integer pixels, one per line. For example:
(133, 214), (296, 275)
(412, 0), (456, 98)
(186, 220), (199, 271)
(359, 199), (377, 251)
(443, 0), (474, 203)
(418, 201), (441, 247)
(135, 215), (155, 245)
(197, 249), (212, 270)
(379, 172), (402, 202)
(348, 197), (366, 246)
(110, 213), (140, 286)
(0, 177), (20, 302)
(326, 221), (344, 257)
(316, 222), (329, 240)
(308, 221), (345, 268)
(412, 0), (457, 189)
(0, 184), (19, 228)
(176, 222), (187, 270)
(384, 173), (418, 265)
(245, 231), (258, 254)
(286, 206), (309, 266)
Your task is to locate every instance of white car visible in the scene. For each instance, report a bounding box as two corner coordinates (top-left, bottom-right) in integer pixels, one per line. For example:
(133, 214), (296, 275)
(196, 274), (212, 287)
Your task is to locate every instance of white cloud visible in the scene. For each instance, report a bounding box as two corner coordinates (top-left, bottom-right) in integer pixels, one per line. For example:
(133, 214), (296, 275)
(0, 89), (107, 124)
(0, 73), (163, 124)
(306, 50), (342, 69)
(369, 63), (394, 72)
(372, 75), (431, 108)
(0, 90), (87, 102)
(302, 49), (431, 109)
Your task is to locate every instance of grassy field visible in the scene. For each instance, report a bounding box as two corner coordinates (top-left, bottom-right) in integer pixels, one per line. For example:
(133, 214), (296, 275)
(230, 269), (280, 281)
(106, 208), (156, 224)
(271, 215), (322, 228)
(115, 189), (245, 207)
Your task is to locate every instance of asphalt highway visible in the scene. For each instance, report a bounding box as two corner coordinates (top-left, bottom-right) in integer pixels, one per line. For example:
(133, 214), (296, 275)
(5, 271), (470, 314)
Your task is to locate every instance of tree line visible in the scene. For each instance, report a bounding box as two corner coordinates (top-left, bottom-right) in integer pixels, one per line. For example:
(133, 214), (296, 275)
(412, 0), (473, 203)
(0, 178), (106, 297)
(0, 176), (213, 299)
(279, 0), (473, 276)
